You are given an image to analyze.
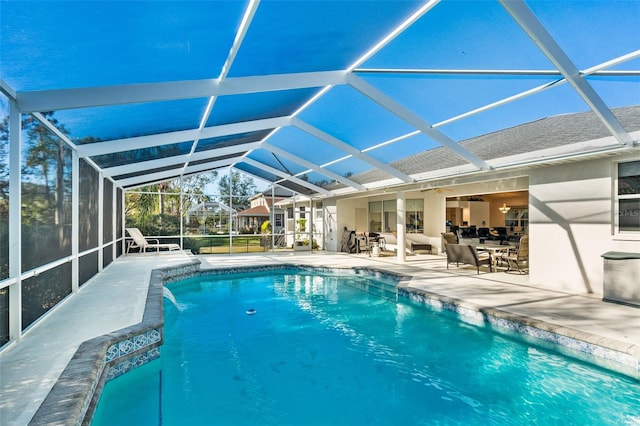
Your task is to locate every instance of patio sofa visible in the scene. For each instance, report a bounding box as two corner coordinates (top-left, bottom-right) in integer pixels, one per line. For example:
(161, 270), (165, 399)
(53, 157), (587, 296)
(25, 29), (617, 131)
(379, 232), (436, 254)
(405, 233), (435, 254)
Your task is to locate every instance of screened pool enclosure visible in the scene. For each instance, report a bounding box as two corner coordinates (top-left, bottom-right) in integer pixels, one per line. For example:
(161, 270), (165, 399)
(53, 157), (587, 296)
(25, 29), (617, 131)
(1, 0), (638, 348)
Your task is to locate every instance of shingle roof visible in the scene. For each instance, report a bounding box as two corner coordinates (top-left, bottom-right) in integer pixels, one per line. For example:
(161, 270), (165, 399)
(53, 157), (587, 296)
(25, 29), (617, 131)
(351, 105), (640, 185)
(238, 205), (270, 217)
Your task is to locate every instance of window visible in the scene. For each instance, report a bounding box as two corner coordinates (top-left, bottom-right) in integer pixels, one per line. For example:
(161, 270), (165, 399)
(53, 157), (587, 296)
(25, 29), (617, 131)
(368, 201), (382, 232)
(505, 208), (528, 232)
(369, 199), (423, 233)
(406, 199), (424, 234)
(315, 202), (323, 220)
(617, 160), (640, 233)
(383, 200), (397, 232)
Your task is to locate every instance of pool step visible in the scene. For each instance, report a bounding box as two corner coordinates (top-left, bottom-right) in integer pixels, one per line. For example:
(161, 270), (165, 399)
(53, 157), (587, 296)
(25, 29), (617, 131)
(342, 277), (398, 301)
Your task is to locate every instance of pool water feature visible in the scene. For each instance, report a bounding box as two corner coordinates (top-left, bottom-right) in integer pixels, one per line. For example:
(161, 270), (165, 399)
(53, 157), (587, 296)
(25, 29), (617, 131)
(92, 269), (640, 425)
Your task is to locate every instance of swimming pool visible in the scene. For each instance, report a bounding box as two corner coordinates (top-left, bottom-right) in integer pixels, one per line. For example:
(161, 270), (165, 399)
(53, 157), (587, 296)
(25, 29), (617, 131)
(92, 268), (640, 425)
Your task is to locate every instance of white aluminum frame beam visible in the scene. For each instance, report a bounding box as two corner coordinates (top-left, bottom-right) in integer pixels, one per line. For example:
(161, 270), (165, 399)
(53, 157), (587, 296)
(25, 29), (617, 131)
(32, 112), (78, 151)
(292, 117), (415, 183)
(355, 68), (564, 76)
(118, 158), (236, 187)
(17, 71), (348, 113)
(77, 116), (290, 158)
(262, 143), (367, 191)
(355, 67), (640, 77)
(347, 74), (491, 171)
(359, 50), (640, 133)
(349, 0), (440, 71)
(103, 146), (256, 178)
(241, 157), (333, 196)
(190, 0), (261, 168)
(0, 78), (16, 100)
(500, 0), (634, 146)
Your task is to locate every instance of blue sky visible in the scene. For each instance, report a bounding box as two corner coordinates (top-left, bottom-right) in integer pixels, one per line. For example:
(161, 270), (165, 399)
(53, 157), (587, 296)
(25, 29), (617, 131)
(1, 0), (638, 189)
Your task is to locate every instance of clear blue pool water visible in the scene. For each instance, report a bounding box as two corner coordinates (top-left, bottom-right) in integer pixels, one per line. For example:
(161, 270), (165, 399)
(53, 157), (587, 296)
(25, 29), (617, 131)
(93, 269), (640, 425)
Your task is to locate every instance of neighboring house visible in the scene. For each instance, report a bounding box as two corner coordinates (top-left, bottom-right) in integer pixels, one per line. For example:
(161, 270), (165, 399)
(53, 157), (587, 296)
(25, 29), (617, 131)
(185, 201), (237, 234)
(237, 192), (288, 233)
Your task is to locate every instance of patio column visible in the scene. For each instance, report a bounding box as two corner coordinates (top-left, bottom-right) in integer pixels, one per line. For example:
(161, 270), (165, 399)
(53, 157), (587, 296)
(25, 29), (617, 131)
(229, 167), (233, 254)
(97, 170), (104, 272)
(71, 150), (79, 292)
(8, 99), (22, 341)
(179, 177), (184, 250)
(397, 191), (406, 263)
(270, 186), (275, 252)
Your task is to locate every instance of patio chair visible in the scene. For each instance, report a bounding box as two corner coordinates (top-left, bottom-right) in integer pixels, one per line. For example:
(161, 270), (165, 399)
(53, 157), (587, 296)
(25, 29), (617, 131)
(445, 244), (492, 274)
(502, 234), (529, 274)
(477, 227), (491, 241)
(126, 228), (181, 254)
(441, 232), (458, 251)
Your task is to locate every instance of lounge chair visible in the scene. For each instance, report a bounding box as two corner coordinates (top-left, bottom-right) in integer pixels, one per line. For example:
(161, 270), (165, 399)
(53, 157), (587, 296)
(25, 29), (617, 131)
(126, 228), (181, 253)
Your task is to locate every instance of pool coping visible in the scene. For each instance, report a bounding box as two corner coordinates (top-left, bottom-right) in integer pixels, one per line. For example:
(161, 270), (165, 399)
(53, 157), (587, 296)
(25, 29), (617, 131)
(28, 261), (640, 425)
(28, 259), (201, 426)
(397, 284), (640, 377)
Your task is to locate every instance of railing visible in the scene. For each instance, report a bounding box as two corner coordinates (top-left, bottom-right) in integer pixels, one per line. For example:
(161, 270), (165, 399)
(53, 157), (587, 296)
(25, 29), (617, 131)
(129, 231), (324, 255)
(139, 234), (289, 255)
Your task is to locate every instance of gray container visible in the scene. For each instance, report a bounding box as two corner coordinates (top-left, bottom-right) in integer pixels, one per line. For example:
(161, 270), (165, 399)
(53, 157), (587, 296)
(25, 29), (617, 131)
(601, 251), (640, 307)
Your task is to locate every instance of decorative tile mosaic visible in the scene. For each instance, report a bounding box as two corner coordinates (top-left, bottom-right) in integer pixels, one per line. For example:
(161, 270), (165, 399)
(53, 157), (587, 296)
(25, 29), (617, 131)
(106, 347), (161, 381)
(105, 328), (162, 363)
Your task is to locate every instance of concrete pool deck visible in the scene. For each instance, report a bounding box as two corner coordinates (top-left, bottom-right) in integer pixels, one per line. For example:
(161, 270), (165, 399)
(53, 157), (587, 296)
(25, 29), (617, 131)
(1, 251), (639, 425)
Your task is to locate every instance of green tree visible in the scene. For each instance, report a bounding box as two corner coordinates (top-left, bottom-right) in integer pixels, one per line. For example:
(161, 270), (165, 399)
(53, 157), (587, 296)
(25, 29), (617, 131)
(125, 172), (217, 235)
(217, 171), (257, 209)
(0, 116), (9, 279)
(22, 113), (72, 255)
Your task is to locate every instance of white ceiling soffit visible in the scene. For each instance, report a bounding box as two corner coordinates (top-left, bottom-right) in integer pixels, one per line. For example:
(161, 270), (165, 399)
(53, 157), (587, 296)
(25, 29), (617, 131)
(241, 157), (333, 196)
(499, 0), (633, 146)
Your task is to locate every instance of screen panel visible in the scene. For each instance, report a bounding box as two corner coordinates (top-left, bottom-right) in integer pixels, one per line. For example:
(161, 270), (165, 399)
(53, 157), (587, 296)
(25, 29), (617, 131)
(79, 251), (99, 287)
(0, 95), (9, 280)
(21, 262), (72, 330)
(21, 115), (72, 271)
(79, 159), (99, 252)
(103, 179), (114, 243)
(0, 286), (8, 347)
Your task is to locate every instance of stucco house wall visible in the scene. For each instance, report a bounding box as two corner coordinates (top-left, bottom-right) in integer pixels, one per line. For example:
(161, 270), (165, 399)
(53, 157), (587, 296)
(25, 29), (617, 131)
(528, 154), (640, 294)
(323, 153), (640, 297)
